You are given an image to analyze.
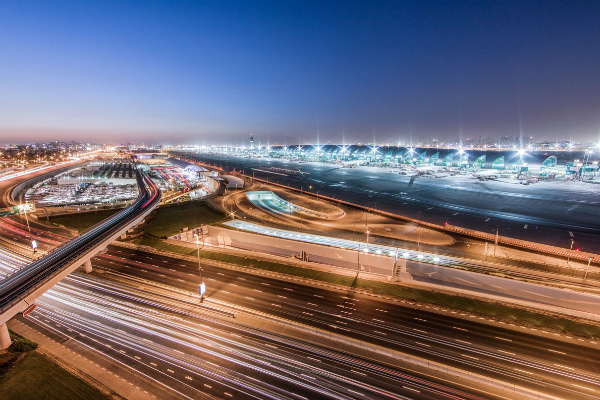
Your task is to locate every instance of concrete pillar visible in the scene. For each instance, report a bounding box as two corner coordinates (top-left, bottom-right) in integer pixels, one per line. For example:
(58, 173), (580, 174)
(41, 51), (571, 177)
(120, 233), (127, 240)
(0, 323), (11, 350)
(83, 259), (92, 273)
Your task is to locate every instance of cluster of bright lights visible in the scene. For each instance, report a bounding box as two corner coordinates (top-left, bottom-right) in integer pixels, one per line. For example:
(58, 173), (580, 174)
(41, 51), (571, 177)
(234, 221), (444, 265)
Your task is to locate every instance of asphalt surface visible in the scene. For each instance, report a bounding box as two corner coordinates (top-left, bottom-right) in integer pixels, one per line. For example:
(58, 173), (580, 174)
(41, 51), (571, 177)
(89, 245), (600, 400)
(2, 161), (599, 398)
(193, 154), (600, 253)
(2, 214), (600, 399)
(0, 244), (507, 400)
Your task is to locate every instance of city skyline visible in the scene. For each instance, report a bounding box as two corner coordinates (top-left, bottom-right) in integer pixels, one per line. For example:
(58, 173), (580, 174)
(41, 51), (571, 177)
(1, 1), (600, 144)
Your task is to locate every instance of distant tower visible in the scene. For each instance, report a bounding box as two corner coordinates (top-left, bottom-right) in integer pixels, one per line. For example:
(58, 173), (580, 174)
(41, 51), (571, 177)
(250, 133), (254, 149)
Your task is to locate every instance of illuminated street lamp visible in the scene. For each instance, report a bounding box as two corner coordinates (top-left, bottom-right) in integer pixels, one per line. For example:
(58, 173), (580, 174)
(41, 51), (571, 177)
(194, 232), (204, 302)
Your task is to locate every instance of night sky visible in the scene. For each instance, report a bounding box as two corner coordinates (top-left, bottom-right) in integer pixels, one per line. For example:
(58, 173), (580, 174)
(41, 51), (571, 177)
(1, 0), (599, 145)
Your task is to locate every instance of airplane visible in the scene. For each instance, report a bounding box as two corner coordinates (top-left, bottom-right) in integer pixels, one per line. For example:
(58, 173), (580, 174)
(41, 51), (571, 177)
(339, 160), (363, 168)
(473, 170), (499, 181)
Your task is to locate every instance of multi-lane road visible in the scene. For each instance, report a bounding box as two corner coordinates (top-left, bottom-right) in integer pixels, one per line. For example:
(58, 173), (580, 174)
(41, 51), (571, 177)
(87, 244), (600, 400)
(188, 154), (600, 253)
(1, 200), (599, 399)
(0, 240), (508, 400)
(2, 158), (600, 399)
(0, 165), (160, 317)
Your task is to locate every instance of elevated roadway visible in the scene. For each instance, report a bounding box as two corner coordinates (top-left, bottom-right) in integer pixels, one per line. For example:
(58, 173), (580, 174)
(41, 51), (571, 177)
(0, 160), (87, 209)
(0, 163), (161, 348)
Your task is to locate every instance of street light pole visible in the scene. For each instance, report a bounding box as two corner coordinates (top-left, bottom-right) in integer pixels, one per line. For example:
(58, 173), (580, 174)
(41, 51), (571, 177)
(568, 239), (574, 263)
(194, 233), (204, 302)
(584, 257), (592, 282)
(417, 211), (421, 251)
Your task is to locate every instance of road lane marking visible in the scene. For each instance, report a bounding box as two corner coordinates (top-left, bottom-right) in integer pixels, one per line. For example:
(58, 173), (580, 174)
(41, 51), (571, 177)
(548, 349), (566, 355)
(498, 349), (515, 355)
(573, 384), (595, 392)
(403, 386), (421, 393)
(514, 368), (533, 375)
(453, 326), (468, 332)
(495, 336), (512, 342)
(554, 364), (574, 370)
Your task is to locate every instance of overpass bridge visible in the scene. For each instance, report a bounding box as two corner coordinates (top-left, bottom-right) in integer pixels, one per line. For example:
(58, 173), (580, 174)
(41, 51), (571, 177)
(0, 163), (161, 348)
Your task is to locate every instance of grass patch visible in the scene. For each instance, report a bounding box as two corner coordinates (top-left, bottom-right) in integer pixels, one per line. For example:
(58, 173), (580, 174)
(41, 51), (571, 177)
(0, 352), (108, 400)
(144, 202), (225, 238)
(8, 330), (38, 353)
(136, 234), (600, 339)
(49, 209), (120, 233)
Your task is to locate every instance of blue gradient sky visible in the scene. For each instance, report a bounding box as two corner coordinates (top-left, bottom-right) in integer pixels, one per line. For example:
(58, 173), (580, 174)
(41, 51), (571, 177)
(1, 0), (599, 145)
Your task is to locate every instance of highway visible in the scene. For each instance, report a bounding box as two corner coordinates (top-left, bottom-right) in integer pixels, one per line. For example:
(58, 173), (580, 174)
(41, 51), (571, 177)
(0, 160), (86, 208)
(0, 163), (161, 314)
(189, 154), (600, 253)
(88, 245), (600, 400)
(0, 246), (505, 400)
(2, 211), (599, 398)
(0, 157), (598, 398)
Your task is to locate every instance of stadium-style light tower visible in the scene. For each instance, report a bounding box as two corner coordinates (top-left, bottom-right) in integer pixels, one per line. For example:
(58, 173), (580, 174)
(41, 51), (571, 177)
(518, 148), (526, 165)
(370, 145), (379, 163)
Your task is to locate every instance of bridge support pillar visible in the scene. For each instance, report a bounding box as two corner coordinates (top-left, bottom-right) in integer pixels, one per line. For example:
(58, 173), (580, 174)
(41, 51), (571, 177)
(83, 260), (92, 273)
(120, 233), (127, 240)
(0, 323), (11, 350)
